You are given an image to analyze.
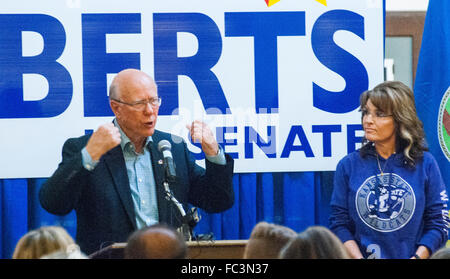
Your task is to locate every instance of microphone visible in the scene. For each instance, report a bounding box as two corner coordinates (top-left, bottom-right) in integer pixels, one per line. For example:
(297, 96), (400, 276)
(157, 140), (177, 182)
(158, 139), (199, 241)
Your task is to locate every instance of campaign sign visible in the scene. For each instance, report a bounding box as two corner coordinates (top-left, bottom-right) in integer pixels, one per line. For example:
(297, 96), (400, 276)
(0, 0), (384, 178)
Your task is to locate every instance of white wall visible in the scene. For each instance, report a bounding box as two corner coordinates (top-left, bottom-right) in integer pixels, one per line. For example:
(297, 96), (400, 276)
(386, 0), (429, 11)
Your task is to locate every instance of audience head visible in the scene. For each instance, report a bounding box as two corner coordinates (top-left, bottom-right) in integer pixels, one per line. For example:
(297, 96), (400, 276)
(40, 244), (88, 259)
(124, 223), (187, 259)
(430, 247), (450, 259)
(13, 226), (76, 259)
(243, 221), (297, 259)
(280, 226), (349, 259)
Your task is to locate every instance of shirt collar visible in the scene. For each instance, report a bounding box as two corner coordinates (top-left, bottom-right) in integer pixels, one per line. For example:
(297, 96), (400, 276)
(113, 119), (153, 152)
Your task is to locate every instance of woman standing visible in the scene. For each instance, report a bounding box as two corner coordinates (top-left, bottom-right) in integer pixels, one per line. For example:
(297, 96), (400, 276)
(330, 81), (449, 259)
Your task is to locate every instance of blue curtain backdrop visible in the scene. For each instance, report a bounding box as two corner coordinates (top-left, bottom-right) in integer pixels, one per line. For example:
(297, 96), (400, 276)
(0, 172), (334, 259)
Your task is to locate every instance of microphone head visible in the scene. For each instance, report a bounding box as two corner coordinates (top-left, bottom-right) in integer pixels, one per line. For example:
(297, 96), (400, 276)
(157, 139), (172, 152)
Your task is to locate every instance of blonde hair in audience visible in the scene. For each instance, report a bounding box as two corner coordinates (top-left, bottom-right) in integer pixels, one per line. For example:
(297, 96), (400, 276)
(40, 244), (88, 259)
(12, 226), (75, 259)
(244, 221), (297, 259)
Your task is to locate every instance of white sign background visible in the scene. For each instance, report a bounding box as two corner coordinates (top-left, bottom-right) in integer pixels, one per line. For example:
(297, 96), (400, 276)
(0, 0), (384, 178)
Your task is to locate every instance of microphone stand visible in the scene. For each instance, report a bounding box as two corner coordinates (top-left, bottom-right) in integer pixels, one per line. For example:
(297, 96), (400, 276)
(162, 181), (200, 241)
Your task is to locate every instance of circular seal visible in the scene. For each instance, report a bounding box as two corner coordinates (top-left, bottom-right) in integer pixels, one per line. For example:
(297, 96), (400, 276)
(438, 86), (450, 161)
(355, 173), (416, 232)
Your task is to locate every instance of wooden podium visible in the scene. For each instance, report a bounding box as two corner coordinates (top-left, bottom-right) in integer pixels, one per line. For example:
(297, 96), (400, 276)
(89, 240), (247, 259)
(187, 240), (247, 259)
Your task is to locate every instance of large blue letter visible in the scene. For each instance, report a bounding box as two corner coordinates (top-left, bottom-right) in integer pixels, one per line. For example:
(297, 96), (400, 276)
(225, 12), (305, 113)
(311, 10), (368, 113)
(245, 126), (276, 158)
(347, 124), (363, 153)
(0, 14), (72, 118)
(312, 125), (341, 157)
(154, 13), (229, 115)
(82, 14), (141, 117)
(216, 126), (239, 159)
(281, 125), (314, 158)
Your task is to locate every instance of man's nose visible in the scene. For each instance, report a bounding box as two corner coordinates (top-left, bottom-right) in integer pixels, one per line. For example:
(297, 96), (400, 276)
(143, 102), (154, 114)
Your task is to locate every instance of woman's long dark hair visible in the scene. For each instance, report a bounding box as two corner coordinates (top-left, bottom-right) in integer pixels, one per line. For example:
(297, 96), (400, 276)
(359, 81), (428, 167)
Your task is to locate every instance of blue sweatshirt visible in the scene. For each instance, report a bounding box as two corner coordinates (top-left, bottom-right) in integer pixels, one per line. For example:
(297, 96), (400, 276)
(330, 148), (449, 259)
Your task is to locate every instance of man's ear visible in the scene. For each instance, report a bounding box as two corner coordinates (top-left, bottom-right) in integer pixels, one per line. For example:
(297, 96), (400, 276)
(110, 100), (120, 117)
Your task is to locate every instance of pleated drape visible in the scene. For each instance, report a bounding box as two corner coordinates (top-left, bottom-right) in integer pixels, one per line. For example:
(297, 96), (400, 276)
(0, 171), (334, 258)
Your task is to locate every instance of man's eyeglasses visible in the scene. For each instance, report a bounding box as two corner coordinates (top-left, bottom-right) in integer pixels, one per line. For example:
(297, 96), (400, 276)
(111, 97), (161, 111)
(360, 108), (392, 119)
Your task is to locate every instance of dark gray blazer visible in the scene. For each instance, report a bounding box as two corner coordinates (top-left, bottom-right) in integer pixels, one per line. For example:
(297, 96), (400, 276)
(39, 129), (234, 255)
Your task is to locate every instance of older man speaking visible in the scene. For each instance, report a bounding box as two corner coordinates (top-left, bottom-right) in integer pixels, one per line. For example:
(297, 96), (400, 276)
(40, 69), (235, 255)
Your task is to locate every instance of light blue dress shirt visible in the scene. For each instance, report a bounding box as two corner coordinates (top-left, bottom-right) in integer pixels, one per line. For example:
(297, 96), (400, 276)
(81, 120), (226, 229)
